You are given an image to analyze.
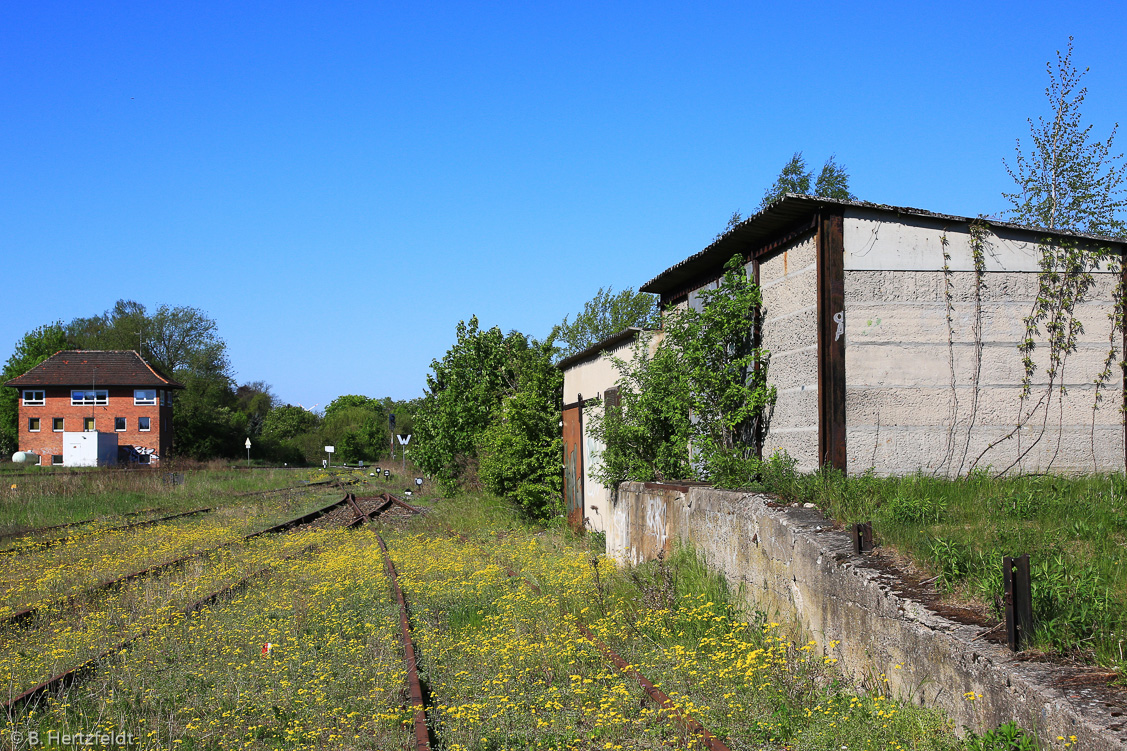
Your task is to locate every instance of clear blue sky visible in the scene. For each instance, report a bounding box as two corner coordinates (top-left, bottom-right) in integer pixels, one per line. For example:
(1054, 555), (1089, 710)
(3, 1), (1125, 408)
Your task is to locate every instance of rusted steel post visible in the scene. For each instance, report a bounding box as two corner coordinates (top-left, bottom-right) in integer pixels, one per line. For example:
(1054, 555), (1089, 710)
(853, 521), (872, 554)
(1004, 554), (1033, 651)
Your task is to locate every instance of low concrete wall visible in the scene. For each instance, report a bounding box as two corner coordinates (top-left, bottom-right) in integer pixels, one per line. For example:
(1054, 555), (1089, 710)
(610, 482), (1127, 749)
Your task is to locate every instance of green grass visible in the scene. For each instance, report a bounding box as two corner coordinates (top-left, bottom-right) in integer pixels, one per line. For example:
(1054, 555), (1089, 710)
(0, 465), (339, 536)
(757, 454), (1127, 670)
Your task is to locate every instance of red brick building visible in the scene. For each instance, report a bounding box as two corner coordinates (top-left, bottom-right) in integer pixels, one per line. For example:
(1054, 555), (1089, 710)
(4, 351), (182, 466)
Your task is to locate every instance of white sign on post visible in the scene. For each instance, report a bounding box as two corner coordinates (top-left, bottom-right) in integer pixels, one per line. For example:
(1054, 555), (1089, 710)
(245, 438), (252, 449)
(397, 435), (411, 445)
(325, 446), (335, 453)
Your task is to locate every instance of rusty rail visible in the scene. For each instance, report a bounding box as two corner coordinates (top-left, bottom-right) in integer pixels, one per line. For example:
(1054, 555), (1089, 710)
(1, 538), (327, 711)
(448, 528), (732, 751)
(370, 531), (431, 751)
(3, 496), (356, 627)
(0, 507), (214, 558)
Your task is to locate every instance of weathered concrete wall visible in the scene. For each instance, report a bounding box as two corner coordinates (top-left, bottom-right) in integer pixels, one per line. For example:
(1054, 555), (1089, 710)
(759, 234), (820, 472)
(842, 210), (1125, 476)
(611, 482), (1127, 748)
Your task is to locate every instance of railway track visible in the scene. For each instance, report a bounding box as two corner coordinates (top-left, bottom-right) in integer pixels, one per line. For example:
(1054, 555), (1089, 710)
(442, 527), (734, 751)
(372, 530), (432, 751)
(0, 507), (214, 557)
(2, 495), (359, 627)
(0, 494), (362, 712)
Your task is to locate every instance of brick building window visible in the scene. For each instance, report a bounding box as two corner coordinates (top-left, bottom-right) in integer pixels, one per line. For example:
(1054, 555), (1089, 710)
(115, 417), (127, 431)
(53, 418), (64, 431)
(138, 454), (151, 465)
(71, 390), (108, 406)
(83, 417), (95, 431)
(28, 417), (40, 432)
(22, 390), (45, 405)
(51, 455), (63, 465)
(134, 390), (157, 405)
(138, 417), (151, 432)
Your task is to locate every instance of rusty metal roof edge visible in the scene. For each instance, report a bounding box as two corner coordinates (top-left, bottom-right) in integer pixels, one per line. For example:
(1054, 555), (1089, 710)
(557, 327), (652, 371)
(640, 194), (1127, 294)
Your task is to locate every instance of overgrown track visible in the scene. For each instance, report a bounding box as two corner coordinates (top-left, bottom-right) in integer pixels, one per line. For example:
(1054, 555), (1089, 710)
(448, 528), (734, 751)
(0, 494), (359, 712)
(2, 496), (358, 627)
(0, 507), (214, 557)
(371, 530), (432, 751)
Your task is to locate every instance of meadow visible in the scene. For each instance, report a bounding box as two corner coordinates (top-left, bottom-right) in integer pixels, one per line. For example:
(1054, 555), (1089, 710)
(0, 466), (1056, 750)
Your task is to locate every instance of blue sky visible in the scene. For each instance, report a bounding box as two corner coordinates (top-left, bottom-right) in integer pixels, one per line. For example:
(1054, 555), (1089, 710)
(3, 1), (1125, 408)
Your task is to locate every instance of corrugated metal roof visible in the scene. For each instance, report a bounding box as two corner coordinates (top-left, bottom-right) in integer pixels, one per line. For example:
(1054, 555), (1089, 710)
(640, 194), (1127, 295)
(557, 327), (649, 371)
(5, 350), (184, 389)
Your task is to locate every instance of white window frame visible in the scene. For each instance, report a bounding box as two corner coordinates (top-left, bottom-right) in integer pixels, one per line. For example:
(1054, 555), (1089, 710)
(115, 417), (127, 432)
(71, 390), (108, 406)
(83, 417), (95, 432)
(138, 453), (151, 465)
(134, 389), (157, 406)
(52, 417), (64, 432)
(51, 454), (63, 466)
(22, 390), (45, 406)
(28, 417), (41, 432)
(138, 416), (151, 432)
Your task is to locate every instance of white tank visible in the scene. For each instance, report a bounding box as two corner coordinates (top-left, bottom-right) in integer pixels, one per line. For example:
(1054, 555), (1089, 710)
(11, 451), (36, 464)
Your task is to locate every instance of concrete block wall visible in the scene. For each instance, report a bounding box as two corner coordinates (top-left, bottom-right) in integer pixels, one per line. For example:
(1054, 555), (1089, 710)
(842, 211), (1125, 476)
(758, 234), (820, 472)
(610, 482), (1127, 749)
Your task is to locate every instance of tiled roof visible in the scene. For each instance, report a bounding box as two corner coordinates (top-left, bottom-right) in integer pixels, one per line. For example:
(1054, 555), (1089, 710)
(4, 351), (183, 389)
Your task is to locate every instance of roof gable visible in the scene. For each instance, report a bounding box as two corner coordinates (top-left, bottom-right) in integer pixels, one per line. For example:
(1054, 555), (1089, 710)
(640, 194), (1127, 296)
(4, 351), (183, 389)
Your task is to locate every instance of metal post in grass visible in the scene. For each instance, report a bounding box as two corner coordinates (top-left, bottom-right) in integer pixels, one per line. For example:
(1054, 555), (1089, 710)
(1004, 554), (1033, 651)
(853, 521), (873, 554)
(398, 433), (411, 473)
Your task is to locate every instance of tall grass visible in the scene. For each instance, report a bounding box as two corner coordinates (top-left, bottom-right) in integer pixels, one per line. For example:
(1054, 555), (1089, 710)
(758, 454), (1127, 669)
(0, 466), (328, 535)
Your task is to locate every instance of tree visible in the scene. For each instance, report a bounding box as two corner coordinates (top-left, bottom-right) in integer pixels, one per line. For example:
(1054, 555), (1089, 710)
(413, 317), (527, 491)
(1004, 37), (1126, 237)
(814, 156), (854, 201)
(552, 286), (659, 361)
(0, 323), (71, 456)
(590, 255), (775, 488)
(477, 338), (563, 518)
(320, 395), (389, 463)
(67, 300), (232, 381)
(235, 381), (277, 437)
(262, 405), (319, 442)
(759, 152), (855, 209)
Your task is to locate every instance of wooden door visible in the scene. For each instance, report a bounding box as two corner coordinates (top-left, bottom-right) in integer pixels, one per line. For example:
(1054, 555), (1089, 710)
(562, 403), (583, 532)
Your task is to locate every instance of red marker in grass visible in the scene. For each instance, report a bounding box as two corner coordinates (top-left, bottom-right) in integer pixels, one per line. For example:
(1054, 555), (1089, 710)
(262, 643), (274, 656)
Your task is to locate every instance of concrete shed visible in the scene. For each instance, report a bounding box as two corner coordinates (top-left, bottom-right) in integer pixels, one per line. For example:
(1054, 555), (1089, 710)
(641, 195), (1127, 477)
(560, 328), (662, 532)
